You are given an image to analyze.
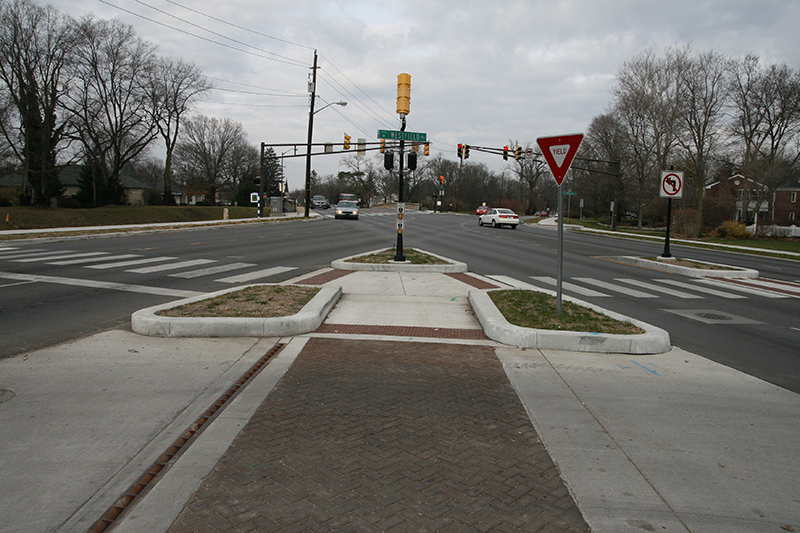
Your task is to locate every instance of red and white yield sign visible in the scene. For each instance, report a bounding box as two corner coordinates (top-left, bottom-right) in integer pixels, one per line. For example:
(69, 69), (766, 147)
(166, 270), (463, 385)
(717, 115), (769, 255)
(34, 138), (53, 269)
(660, 170), (684, 199)
(537, 133), (584, 186)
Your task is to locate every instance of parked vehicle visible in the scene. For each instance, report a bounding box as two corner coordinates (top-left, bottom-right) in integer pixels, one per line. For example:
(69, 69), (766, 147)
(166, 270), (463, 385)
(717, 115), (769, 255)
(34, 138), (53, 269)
(478, 208), (519, 229)
(476, 205), (490, 216)
(334, 200), (359, 220)
(312, 195), (329, 209)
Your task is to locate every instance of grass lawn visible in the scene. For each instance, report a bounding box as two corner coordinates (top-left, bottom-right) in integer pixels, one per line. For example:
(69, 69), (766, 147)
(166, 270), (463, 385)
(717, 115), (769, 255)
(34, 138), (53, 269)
(158, 285), (319, 318)
(489, 289), (644, 334)
(1, 205), (259, 230)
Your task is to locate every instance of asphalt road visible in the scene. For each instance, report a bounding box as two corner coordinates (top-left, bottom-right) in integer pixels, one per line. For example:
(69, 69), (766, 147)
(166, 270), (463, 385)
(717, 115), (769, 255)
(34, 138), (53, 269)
(1, 207), (798, 393)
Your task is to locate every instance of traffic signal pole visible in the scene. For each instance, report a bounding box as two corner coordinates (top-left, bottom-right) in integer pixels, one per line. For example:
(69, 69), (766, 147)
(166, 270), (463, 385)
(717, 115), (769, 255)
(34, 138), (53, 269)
(394, 115), (406, 262)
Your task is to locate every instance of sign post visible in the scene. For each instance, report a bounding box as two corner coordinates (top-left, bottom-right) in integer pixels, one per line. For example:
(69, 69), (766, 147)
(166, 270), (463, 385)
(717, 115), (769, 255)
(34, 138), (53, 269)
(659, 170), (684, 258)
(537, 133), (584, 315)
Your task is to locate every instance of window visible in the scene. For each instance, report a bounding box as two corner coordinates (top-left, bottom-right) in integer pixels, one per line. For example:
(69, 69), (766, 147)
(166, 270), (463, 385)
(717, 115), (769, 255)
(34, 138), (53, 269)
(792, 192), (797, 203)
(791, 212), (796, 221)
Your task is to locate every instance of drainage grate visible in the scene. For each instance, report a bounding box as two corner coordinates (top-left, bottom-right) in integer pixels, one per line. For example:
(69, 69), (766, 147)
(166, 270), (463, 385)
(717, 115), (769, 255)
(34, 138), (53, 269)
(696, 312), (733, 321)
(87, 342), (286, 533)
(663, 308), (762, 325)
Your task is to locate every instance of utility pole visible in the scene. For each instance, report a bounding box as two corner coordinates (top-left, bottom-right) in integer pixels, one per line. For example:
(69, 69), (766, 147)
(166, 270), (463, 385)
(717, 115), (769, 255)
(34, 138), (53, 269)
(303, 50), (318, 218)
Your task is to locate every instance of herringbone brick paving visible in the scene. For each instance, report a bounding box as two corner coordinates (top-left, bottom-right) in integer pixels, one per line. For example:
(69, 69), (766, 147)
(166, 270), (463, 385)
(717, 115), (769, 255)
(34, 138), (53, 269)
(168, 338), (588, 532)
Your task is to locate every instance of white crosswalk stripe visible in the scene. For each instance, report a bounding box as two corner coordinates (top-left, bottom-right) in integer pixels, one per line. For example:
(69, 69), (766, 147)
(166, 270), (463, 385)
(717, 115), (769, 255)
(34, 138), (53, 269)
(530, 276), (610, 297)
(0, 249), (74, 259)
(170, 262), (256, 279)
(694, 278), (790, 298)
(487, 274), (553, 291)
(50, 254), (141, 265)
(12, 252), (109, 263)
(654, 279), (746, 299)
(614, 278), (703, 299)
(216, 266), (297, 283)
(126, 259), (217, 274)
(573, 277), (658, 298)
(86, 256), (177, 269)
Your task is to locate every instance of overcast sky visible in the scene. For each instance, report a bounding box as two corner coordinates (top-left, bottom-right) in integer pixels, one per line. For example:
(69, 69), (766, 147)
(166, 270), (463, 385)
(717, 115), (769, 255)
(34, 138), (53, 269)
(44, 0), (800, 191)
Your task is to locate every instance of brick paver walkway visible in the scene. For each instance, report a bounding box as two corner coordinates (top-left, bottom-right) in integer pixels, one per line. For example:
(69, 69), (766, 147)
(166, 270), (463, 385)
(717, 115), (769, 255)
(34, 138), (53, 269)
(168, 338), (588, 532)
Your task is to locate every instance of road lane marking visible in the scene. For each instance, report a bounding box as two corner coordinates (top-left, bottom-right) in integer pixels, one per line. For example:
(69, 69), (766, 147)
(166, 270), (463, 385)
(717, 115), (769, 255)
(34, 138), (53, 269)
(126, 259), (216, 274)
(12, 252), (110, 263)
(216, 266), (297, 283)
(86, 257), (178, 269)
(0, 271), (202, 298)
(50, 254), (142, 265)
(573, 278), (657, 298)
(170, 262), (256, 279)
(654, 279), (746, 299)
(530, 276), (610, 297)
(615, 278), (702, 299)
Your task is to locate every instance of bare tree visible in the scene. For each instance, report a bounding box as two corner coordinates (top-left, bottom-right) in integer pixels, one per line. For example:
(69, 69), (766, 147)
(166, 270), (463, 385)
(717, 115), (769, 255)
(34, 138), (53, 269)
(0, 0), (78, 204)
(147, 56), (211, 204)
(677, 49), (730, 212)
(612, 48), (686, 228)
(728, 55), (800, 222)
(173, 114), (249, 204)
(67, 16), (157, 206)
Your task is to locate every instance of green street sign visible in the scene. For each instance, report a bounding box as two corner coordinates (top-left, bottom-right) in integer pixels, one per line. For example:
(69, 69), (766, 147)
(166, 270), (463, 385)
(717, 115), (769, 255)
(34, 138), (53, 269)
(378, 129), (427, 142)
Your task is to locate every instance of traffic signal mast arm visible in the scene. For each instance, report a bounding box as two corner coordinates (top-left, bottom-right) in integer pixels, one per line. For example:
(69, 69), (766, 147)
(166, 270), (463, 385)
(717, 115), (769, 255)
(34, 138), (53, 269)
(260, 141), (413, 158)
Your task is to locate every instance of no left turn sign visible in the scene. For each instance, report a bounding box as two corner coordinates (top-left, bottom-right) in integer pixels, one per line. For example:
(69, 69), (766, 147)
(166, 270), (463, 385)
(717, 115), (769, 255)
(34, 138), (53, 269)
(660, 171), (684, 199)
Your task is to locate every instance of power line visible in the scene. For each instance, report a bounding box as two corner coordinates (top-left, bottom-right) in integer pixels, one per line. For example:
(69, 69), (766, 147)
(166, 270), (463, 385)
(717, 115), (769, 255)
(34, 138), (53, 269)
(161, 0), (314, 51)
(97, 0), (307, 67)
(128, 0), (307, 67)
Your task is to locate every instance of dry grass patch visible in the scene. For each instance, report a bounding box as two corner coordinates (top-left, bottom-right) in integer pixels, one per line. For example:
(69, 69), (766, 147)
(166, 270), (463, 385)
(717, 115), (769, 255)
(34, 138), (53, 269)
(158, 285), (319, 318)
(489, 289), (644, 334)
(345, 248), (450, 265)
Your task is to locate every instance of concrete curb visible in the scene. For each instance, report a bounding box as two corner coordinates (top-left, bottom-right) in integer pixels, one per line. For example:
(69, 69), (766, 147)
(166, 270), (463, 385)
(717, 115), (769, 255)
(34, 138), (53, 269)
(612, 255), (759, 278)
(131, 285), (342, 337)
(469, 288), (671, 354)
(331, 248), (468, 273)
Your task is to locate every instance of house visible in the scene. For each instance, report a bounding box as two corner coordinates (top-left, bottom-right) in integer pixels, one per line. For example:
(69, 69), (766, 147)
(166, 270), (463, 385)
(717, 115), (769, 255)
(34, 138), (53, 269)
(773, 175), (800, 224)
(704, 174), (769, 223)
(0, 165), (188, 206)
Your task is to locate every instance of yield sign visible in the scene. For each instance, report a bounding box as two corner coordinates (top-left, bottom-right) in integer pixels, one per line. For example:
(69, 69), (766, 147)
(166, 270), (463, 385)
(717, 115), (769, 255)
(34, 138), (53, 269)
(537, 133), (584, 185)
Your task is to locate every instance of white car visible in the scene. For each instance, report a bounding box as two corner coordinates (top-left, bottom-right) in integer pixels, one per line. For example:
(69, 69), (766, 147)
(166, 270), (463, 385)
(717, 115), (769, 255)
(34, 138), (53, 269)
(478, 208), (519, 229)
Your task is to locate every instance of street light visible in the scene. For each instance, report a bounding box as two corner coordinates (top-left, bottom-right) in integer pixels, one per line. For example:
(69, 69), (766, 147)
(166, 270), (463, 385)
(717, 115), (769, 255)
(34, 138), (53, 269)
(303, 68), (347, 217)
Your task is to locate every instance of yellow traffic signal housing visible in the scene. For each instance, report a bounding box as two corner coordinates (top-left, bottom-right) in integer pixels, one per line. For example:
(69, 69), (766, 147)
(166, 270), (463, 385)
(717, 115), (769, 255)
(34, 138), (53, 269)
(344, 133), (351, 150)
(424, 143), (430, 156)
(397, 73), (411, 115)
(380, 139), (386, 153)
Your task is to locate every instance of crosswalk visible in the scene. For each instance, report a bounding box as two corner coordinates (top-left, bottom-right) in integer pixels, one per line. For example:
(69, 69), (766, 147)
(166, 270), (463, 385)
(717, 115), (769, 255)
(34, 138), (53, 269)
(488, 274), (799, 300)
(0, 247), (297, 285)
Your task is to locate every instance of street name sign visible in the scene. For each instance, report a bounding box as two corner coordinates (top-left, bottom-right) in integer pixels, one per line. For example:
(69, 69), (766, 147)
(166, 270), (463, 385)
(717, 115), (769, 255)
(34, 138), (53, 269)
(378, 129), (427, 142)
(536, 133), (584, 186)
(660, 171), (684, 199)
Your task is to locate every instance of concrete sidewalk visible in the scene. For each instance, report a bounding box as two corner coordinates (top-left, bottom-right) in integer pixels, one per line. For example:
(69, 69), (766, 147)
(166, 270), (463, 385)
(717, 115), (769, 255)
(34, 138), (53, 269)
(0, 269), (798, 532)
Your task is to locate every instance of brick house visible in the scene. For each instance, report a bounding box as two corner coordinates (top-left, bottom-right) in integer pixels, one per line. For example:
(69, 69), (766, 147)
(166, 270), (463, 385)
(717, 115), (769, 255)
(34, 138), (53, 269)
(773, 175), (800, 224)
(704, 174), (769, 223)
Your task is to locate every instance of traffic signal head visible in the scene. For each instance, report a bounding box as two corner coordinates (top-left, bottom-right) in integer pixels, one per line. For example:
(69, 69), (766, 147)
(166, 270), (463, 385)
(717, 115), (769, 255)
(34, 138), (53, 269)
(397, 73), (411, 115)
(439, 175), (444, 185)
(344, 134), (351, 150)
(424, 143), (430, 156)
(464, 145), (470, 159)
(457, 144), (463, 159)
(380, 139), (386, 153)
(407, 152), (417, 170)
(503, 146), (508, 161)
(515, 146), (521, 160)
(384, 151), (394, 170)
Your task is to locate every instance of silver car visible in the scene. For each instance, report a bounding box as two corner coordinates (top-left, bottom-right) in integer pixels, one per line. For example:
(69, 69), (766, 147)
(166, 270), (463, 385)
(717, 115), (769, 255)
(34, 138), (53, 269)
(334, 200), (359, 220)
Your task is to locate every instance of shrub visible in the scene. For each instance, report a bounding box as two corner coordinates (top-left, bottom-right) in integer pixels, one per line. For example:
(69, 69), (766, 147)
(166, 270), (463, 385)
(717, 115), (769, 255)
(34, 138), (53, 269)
(674, 208), (702, 238)
(711, 220), (751, 239)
